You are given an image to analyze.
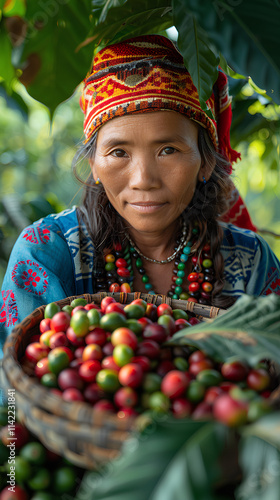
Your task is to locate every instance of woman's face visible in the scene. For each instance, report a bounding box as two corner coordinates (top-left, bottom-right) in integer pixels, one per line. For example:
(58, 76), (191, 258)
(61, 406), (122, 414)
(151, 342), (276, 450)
(90, 111), (209, 235)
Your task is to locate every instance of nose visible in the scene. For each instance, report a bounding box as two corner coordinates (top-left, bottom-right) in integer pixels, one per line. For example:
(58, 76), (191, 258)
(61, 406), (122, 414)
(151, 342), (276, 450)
(129, 154), (161, 190)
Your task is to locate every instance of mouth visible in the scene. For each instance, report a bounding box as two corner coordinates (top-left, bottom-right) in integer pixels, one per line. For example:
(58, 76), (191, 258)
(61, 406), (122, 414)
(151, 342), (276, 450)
(128, 202), (166, 213)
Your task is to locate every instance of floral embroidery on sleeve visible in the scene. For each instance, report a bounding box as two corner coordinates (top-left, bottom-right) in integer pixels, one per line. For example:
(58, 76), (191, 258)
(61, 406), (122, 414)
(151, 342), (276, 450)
(0, 290), (18, 327)
(22, 224), (51, 245)
(11, 261), (48, 295)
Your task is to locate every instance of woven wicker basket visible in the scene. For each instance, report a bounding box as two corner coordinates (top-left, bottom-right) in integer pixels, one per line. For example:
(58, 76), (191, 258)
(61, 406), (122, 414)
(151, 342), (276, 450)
(2, 292), (227, 469)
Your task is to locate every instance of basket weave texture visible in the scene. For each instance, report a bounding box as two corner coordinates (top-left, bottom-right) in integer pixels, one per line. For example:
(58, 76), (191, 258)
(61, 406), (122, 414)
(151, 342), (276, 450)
(2, 292), (226, 469)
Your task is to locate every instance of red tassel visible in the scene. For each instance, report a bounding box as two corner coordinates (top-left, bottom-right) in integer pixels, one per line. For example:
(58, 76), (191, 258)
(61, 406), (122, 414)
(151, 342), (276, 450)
(215, 72), (256, 232)
(222, 191), (257, 232)
(214, 70), (241, 170)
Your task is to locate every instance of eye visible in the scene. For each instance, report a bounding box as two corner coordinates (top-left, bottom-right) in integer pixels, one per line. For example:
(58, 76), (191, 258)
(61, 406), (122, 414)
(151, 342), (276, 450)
(110, 149), (127, 158)
(160, 147), (176, 155)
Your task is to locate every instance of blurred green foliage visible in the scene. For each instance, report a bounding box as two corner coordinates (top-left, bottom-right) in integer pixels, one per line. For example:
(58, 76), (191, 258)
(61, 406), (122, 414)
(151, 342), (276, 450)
(0, 83), (86, 284)
(230, 84), (280, 260)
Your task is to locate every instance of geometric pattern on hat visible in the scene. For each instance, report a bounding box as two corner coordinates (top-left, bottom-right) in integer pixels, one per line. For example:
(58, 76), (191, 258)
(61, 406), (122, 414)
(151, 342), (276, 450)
(80, 35), (240, 167)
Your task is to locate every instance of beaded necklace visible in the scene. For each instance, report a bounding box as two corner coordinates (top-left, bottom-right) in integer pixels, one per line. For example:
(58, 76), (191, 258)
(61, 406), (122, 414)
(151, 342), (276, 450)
(95, 227), (214, 305)
(124, 221), (188, 264)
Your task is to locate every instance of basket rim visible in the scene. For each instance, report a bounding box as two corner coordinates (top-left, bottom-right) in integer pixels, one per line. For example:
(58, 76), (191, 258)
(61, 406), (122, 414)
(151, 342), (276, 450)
(2, 292), (226, 426)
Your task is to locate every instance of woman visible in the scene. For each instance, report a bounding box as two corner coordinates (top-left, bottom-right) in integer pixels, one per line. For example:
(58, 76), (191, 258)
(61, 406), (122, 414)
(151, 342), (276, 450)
(1, 34), (279, 356)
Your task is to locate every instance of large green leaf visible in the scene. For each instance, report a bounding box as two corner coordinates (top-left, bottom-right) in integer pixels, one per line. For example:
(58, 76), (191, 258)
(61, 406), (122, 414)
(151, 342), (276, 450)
(87, 0), (173, 48)
(20, 0), (95, 113)
(17, 0), (173, 110)
(177, 294), (280, 333)
(173, 4), (219, 110)
(178, 0), (280, 104)
(75, 418), (231, 500)
(237, 423), (280, 500)
(170, 294), (280, 364)
(0, 26), (15, 86)
(242, 412), (280, 449)
(170, 327), (280, 366)
(173, 293), (280, 339)
(98, 0), (128, 24)
(3, 0), (280, 114)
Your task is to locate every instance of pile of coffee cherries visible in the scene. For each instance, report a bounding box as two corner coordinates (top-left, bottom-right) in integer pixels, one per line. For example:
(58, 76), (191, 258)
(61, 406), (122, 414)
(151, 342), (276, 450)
(0, 403), (84, 500)
(21, 297), (274, 427)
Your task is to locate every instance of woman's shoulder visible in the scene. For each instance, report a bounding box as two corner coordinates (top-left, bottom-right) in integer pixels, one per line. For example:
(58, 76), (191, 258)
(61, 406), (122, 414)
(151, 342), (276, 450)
(219, 221), (279, 268)
(20, 206), (89, 253)
(30, 206), (80, 237)
(219, 221), (280, 296)
(5, 208), (80, 290)
(5, 206), (93, 288)
(19, 205), (95, 276)
(219, 221), (280, 262)
(219, 221), (262, 251)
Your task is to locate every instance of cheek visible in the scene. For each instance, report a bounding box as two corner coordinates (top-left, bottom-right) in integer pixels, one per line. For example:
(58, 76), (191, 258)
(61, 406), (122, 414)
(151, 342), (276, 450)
(178, 184), (196, 208)
(92, 156), (107, 176)
(100, 173), (126, 206)
(169, 165), (199, 198)
(94, 156), (126, 184)
(91, 161), (111, 188)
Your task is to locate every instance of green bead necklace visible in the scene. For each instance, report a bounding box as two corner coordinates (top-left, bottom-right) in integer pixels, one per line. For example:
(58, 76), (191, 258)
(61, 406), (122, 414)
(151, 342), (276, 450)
(128, 227), (198, 297)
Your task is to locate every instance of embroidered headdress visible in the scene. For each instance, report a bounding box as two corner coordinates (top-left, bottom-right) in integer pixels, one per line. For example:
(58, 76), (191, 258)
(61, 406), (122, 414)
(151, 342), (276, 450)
(80, 34), (241, 171)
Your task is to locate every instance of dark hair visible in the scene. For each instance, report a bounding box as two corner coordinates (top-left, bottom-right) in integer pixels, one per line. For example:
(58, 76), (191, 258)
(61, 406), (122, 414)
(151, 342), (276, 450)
(73, 125), (236, 308)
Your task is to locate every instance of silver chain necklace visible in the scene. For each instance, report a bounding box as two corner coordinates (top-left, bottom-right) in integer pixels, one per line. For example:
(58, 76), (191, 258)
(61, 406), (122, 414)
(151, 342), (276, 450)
(125, 221), (188, 265)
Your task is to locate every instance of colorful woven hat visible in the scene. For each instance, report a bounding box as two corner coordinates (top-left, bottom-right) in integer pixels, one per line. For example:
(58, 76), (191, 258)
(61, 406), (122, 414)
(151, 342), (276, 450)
(80, 34), (241, 169)
(80, 34), (257, 232)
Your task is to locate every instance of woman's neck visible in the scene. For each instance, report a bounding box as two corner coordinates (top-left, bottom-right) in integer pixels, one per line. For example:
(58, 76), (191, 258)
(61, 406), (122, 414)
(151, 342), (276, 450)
(126, 220), (182, 262)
